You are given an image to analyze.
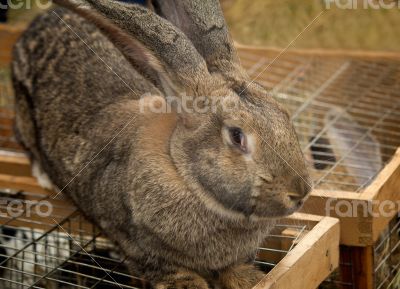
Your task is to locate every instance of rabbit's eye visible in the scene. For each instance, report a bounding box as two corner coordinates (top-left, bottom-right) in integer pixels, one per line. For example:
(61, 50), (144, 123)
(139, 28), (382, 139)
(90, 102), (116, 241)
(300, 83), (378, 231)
(229, 127), (247, 153)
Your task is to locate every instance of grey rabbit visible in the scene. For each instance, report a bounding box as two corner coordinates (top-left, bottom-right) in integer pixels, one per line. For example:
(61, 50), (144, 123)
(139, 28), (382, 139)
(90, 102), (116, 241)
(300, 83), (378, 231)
(12, 0), (311, 288)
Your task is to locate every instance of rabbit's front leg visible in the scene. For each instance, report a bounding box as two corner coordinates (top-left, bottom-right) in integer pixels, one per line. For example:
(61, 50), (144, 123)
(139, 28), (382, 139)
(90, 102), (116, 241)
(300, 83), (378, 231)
(218, 264), (265, 289)
(154, 269), (210, 289)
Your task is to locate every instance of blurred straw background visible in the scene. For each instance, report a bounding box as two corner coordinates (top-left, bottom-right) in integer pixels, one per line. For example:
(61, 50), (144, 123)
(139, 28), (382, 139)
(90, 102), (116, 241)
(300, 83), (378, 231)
(221, 0), (400, 51)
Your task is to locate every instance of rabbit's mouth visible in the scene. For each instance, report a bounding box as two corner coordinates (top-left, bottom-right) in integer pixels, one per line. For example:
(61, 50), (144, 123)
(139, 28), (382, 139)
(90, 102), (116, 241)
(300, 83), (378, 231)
(249, 187), (306, 218)
(249, 174), (310, 218)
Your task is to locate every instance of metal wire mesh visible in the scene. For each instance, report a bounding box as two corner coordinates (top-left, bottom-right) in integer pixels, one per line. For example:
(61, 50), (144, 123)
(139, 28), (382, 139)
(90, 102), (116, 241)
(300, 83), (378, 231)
(239, 50), (400, 192)
(0, 190), (145, 289)
(374, 217), (400, 289)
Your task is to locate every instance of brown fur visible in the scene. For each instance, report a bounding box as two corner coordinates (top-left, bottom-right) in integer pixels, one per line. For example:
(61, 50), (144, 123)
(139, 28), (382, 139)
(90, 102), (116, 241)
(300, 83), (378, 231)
(12, 1), (311, 288)
(155, 270), (210, 289)
(219, 264), (266, 289)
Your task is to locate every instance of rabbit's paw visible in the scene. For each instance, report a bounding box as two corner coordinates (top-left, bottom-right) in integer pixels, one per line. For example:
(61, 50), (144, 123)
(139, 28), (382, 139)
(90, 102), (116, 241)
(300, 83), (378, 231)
(155, 270), (210, 289)
(219, 264), (265, 289)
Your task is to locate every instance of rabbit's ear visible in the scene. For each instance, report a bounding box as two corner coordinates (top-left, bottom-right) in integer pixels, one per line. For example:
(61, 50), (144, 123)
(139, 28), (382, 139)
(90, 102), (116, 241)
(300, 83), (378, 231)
(325, 107), (383, 187)
(53, 0), (211, 91)
(151, 0), (245, 78)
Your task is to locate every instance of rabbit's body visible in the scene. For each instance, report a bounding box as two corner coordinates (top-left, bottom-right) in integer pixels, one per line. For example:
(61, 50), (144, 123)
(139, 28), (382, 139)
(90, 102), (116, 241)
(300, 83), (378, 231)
(13, 1), (310, 288)
(13, 7), (271, 281)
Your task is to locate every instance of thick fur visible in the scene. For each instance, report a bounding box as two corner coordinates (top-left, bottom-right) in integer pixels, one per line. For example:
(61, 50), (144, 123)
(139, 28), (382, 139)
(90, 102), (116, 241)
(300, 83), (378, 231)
(219, 264), (266, 289)
(12, 1), (311, 288)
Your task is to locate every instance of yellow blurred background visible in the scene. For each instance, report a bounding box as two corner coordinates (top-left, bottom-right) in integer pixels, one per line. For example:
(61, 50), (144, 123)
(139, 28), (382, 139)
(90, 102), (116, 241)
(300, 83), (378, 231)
(222, 0), (400, 51)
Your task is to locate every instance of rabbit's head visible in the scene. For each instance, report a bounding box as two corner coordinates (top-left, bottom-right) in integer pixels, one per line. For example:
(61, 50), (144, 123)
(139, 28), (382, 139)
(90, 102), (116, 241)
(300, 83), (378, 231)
(169, 84), (311, 218)
(54, 0), (311, 219)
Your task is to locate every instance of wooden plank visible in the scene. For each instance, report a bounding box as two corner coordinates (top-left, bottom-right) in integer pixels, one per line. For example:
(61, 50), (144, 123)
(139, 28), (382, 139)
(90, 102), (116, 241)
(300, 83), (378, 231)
(237, 43), (400, 61)
(280, 228), (309, 252)
(255, 217), (340, 289)
(338, 246), (356, 288)
(364, 148), (400, 199)
(363, 148), (400, 243)
(300, 148), (400, 246)
(0, 173), (50, 195)
(301, 191), (374, 246)
(0, 107), (15, 118)
(287, 212), (324, 223)
(334, 245), (375, 289)
(0, 188), (93, 233)
(0, 151), (31, 176)
(350, 246), (374, 289)
(0, 25), (24, 67)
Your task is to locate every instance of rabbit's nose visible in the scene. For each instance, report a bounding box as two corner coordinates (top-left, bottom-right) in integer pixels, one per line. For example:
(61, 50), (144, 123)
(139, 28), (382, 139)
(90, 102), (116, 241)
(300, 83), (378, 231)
(287, 192), (304, 203)
(293, 176), (312, 198)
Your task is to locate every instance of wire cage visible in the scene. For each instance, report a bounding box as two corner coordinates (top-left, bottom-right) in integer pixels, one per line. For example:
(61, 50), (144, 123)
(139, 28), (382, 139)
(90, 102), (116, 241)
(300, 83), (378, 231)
(0, 185), (339, 289)
(374, 216), (400, 289)
(0, 190), (141, 289)
(237, 45), (400, 248)
(238, 46), (400, 194)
